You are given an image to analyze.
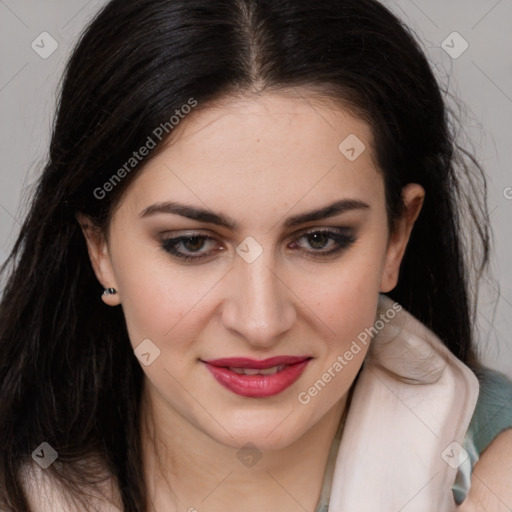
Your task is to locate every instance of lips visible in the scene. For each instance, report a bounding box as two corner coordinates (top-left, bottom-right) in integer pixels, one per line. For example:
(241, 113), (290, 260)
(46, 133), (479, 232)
(202, 356), (312, 398)
(205, 355), (309, 369)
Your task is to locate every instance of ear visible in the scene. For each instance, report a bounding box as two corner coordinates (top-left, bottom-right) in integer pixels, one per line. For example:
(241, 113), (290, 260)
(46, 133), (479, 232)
(76, 213), (121, 306)
(380, 183), (425, 293)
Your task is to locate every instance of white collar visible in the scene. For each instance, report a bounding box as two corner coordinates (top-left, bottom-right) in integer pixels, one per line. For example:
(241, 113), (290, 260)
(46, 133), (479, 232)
(327, 294), (479, 511)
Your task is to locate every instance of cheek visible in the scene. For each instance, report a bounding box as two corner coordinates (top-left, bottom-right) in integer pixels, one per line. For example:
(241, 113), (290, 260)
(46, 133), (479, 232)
(109, 242), (211, 349)
(300, 240), (388, 365)
(321, 273), (381, 352)
(309, 249), (386, 326)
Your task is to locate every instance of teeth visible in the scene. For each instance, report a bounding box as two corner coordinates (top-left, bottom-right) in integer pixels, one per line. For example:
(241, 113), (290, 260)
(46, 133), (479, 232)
(259, 365), (284, 375)
(229, 365), (285, 376)
(242, 368), (260, 375)
(229, 367), (248, 375)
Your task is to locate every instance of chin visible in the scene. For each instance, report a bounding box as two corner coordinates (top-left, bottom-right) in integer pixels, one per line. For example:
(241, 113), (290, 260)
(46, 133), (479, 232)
(206, 410), (306, 451)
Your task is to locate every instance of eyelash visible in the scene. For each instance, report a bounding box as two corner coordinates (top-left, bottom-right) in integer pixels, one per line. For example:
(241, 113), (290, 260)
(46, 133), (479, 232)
(160, 228), (356, 263)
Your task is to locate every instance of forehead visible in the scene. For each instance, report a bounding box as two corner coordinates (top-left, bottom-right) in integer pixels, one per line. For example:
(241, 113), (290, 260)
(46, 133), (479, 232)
(166, 91), (375, 164)
(119, 91), (384, 219)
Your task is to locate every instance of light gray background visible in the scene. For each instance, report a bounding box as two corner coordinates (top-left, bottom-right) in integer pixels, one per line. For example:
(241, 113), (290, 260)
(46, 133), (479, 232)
(1, 0), (511, 376)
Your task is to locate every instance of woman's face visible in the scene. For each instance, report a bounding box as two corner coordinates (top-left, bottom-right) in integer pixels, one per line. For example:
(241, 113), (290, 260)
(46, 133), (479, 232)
(82, 90), (423, 450)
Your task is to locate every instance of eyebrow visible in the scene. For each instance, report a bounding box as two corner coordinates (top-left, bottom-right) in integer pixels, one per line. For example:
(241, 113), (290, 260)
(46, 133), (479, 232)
(139, 199), (369, 229)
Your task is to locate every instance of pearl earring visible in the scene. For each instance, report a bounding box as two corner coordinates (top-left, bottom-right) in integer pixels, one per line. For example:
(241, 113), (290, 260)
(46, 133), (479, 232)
(103, 287), (117, 296)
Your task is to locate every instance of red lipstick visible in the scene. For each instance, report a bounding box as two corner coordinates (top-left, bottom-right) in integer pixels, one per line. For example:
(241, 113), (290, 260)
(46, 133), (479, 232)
(202, 356), (312, 398)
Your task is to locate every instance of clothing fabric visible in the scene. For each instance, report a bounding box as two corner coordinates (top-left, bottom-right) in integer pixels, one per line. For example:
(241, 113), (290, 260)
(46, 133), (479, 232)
(314, 295), (512, 512)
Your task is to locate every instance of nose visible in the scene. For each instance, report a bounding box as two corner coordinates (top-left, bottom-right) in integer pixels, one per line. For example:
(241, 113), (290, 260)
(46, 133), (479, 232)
(221, 252), (296, 348)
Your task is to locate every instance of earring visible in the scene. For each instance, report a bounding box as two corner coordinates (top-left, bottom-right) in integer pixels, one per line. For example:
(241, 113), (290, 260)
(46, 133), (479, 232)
(103, 287), (117, 296)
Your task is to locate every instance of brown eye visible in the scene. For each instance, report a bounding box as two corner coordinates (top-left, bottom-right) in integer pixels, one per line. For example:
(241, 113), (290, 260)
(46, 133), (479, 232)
(182, 236), (206, 252)
(289, 229), (356, 258)
(161, 233), (221, 262)
(307, 232), (330, 249)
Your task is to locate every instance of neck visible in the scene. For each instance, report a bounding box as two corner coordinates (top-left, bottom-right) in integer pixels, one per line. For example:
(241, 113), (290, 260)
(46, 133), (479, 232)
(140, 380), (348, 512)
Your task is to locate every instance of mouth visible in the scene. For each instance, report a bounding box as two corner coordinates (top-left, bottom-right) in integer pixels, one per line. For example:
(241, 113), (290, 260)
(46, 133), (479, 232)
(201, 356), (313, 398)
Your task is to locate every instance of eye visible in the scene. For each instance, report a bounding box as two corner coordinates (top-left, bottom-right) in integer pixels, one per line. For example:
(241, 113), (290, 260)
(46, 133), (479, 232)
(288, 228), (356, 257)
(160, 233), (222, 262)
(160, 228), (356, 264)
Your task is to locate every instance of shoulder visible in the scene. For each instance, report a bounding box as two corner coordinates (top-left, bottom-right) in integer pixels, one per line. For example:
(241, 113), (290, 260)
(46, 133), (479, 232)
(18, 462), (72, 512)
(457, 366), (512, 511)
(18, 459), (122, 512)
(458, 427), (512, 511)
(470, 366), (512, 453)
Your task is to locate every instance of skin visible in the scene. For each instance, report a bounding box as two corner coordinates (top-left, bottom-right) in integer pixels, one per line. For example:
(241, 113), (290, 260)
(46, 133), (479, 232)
(458, 428), (512, 512)
(79, 89), (427, 511)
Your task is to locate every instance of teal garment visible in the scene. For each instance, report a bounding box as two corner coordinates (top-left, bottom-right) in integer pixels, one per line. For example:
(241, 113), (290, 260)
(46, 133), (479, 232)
(314, 366), (512, 511)
(453, 366), (512, 504)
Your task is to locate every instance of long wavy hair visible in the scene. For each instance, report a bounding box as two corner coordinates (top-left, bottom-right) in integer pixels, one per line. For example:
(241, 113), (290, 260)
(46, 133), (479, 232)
(0, 0), (490, 510)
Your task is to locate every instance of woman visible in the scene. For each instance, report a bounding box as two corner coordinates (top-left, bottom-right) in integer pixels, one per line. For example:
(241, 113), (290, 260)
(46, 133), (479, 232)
(0, 0), (511, 510)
